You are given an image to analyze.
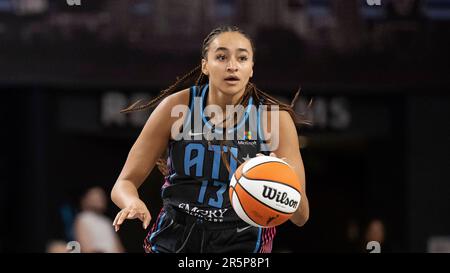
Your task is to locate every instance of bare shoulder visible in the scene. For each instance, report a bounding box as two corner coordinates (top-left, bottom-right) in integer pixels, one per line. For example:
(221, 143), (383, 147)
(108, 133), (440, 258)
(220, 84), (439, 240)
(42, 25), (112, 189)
(262, 108), (294, 130)
(143, 88), (191, 141)
(278, 110), (295, 124)
(149, 88), (191, 122)
(160, 88), (190, 108)
(277, 110), (298, 138)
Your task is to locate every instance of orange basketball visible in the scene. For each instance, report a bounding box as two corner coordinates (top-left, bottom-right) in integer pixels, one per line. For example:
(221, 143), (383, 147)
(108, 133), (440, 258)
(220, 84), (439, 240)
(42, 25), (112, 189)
(229, 156), (302, 227)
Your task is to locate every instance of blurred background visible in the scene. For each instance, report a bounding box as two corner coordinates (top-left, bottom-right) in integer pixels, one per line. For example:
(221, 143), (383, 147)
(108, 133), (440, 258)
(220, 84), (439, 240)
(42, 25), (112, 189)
(1, 0), (449, 253)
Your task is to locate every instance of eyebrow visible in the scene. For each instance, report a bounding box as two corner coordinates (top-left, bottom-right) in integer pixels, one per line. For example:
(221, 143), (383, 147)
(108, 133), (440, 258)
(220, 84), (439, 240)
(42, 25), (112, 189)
(215, 47), (249, 53)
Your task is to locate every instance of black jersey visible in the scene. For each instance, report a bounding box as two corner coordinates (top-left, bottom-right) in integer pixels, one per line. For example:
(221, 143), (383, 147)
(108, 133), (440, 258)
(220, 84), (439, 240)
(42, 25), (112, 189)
(160, 84), (269, 223)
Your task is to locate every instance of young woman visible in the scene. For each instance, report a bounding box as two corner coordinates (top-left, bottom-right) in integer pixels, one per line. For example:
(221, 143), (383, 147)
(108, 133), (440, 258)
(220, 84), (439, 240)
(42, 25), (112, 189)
(111, 26), (309, 253)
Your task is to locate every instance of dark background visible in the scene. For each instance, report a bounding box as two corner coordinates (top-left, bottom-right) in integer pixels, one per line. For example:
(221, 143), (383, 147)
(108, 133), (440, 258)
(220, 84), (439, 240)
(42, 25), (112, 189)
(1, 0), (449, 253)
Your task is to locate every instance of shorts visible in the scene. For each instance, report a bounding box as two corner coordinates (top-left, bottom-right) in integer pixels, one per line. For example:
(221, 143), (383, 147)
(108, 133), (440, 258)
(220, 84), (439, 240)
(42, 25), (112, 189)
(144, 206), (276, 253)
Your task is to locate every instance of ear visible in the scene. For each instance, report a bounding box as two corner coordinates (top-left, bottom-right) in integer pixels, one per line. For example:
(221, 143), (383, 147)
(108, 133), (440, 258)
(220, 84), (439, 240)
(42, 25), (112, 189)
(201, 59), (209, 76)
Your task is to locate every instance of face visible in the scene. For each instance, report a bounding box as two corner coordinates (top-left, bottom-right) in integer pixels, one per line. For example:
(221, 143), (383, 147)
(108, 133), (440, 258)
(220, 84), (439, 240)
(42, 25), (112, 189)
(202, 32), (254, 96)
(365, 220), (385, 243)
(82, 187), (107, 213)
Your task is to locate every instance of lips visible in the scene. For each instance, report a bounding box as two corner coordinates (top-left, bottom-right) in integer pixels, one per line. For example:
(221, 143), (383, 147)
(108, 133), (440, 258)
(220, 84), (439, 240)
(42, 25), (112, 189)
(224, 75), (240, 82)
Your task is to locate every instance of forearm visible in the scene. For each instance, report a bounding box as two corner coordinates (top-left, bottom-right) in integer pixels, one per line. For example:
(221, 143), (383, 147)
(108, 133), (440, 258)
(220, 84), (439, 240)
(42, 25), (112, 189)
(111, 179), (141, 209)
(290, 194), (309, 227)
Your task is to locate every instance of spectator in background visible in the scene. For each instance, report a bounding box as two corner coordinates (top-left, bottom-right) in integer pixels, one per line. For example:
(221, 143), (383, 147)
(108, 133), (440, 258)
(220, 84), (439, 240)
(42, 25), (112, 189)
(343, 219), (362, 253)
(386, 0), (424, 22)
(73, 186), (124, 253)
(364, 218), (391, 252)
(46, 240), (69, 253)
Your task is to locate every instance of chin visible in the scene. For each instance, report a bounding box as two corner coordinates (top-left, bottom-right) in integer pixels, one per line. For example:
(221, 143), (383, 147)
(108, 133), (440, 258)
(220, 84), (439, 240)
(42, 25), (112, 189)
(219, 84), (245, 96)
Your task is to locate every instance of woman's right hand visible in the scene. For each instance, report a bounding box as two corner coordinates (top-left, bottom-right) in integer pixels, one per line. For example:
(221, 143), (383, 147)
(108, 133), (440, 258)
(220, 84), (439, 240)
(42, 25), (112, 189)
(112, 198), (152, 232)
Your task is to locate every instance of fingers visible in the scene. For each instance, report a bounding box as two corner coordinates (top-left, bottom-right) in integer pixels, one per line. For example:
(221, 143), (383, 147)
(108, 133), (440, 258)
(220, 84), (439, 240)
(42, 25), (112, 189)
(113, 211), (121, 226)
(256, 152), (278, 157)
(117, 210), (129, 225)
(113, 211), (123, 232)
(257, 152), (285, 162)
(134, 211), (151, 229)
(136, 211), (144, 223)
(113, 207), (152, 232)
(114, 210), (130, 232)
(264, 152), (288, 163)
(142, 211), (152, 230)
(128, 210), (136, 219)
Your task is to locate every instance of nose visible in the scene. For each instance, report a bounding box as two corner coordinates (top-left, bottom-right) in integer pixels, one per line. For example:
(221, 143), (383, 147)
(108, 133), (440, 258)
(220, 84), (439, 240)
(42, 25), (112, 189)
(226, 58), (238, 72)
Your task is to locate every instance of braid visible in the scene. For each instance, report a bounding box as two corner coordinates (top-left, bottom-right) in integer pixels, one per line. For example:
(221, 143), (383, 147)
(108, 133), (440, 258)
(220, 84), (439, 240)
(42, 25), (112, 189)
(217, 82), (311, 174)
(122, 26), (253, 114)
(123, 25), (311, 179)
(248, 82), (312, 126)
(121, 64), (203, 176)
(120, 64), (202, 113)
(195, 71), (208, 86)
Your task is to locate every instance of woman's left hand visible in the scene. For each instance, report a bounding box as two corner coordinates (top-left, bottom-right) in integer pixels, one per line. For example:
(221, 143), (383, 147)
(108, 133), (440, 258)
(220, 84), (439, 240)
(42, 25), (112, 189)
(256, 152), (288, 163)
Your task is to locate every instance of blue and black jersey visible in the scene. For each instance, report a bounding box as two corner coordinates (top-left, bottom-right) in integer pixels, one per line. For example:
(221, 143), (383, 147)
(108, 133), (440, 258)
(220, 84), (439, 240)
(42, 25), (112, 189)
(161, 84), (270, 223)
(145, 84), (277, 253)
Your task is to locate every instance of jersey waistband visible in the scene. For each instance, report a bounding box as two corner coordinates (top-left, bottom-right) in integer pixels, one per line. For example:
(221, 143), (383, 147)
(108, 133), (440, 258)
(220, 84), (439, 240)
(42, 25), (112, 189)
(164, 205), (250, 230)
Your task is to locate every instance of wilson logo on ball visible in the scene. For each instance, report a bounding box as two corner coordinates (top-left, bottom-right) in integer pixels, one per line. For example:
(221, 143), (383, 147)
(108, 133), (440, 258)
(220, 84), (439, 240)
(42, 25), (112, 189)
(262, 186), (299, 209)
(229, 156), (302, 227)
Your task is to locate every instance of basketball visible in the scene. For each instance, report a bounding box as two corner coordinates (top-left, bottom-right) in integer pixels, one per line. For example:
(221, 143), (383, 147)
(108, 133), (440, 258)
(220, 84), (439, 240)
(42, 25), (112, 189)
(229, 156), (302, 227)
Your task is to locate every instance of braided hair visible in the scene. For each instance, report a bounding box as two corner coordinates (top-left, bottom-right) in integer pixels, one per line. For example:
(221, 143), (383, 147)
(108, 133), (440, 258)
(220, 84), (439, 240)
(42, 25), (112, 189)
(122, 26), (310, 175)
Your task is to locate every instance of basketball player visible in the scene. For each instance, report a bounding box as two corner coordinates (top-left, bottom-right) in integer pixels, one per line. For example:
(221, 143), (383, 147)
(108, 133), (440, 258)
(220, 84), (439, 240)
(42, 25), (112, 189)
(111, 26), (309, 253)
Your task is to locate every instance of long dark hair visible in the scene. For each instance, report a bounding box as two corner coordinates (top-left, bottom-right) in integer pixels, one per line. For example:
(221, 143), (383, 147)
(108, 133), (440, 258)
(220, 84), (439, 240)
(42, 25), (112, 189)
(122, 26), (310, 176)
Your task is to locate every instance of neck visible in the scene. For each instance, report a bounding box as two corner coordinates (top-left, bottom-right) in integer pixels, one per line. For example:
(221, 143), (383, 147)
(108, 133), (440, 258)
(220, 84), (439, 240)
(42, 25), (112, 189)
(207, 84), (246, 113)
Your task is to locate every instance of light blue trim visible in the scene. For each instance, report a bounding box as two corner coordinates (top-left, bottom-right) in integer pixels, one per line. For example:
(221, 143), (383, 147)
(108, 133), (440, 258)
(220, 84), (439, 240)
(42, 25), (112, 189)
(208, 181), (227, 208)
(253, 227), (262, 253)
(184, 143), (205, 176)
(186, 86), (196, 125)
(257, 105), (265, 142)
(149, 212), (166, 253)
(180, 86), (196, 138)
(200, 84), (253, 133)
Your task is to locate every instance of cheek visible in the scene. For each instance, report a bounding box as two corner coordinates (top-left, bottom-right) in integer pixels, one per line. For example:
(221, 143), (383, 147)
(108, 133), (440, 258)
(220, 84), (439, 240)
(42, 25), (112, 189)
(209, 63), (224, 74)
(241, 62), (253, 73)
(242, 67), (253, 78)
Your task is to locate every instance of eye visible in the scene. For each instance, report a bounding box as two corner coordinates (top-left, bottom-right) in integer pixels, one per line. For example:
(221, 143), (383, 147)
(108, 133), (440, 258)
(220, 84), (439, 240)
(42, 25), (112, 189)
(216, 54), (226, 61)
(239, 56), (249, 62)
